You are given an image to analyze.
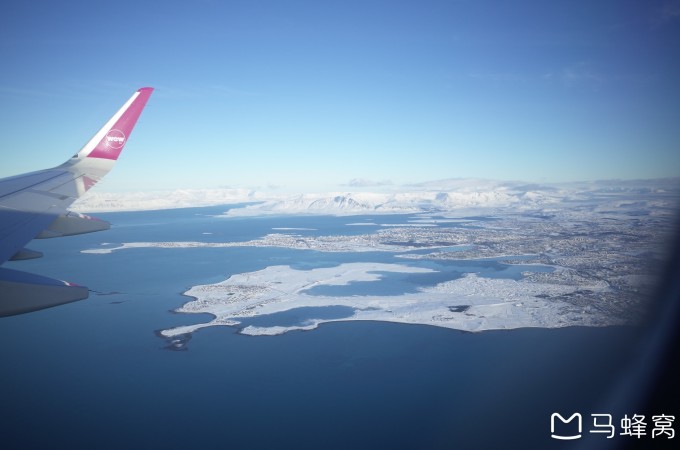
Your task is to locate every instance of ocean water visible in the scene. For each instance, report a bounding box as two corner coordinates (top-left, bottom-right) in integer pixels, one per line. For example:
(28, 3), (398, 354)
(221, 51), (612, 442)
(0, 206), (657, 449)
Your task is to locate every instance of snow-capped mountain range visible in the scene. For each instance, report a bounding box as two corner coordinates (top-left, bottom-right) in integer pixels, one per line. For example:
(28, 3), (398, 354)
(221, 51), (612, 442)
(72, 178), (680, 216)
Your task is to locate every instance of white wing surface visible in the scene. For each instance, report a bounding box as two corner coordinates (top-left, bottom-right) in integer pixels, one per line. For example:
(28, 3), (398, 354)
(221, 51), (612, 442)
(0, 87), (154, 316)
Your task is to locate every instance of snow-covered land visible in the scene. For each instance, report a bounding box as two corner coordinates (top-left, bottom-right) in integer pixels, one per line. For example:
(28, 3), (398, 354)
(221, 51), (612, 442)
(72, 188), (262, 212)
(72, 176), (680, 340)
(81, 178), (679, 338)
(158, 263), (609, 338)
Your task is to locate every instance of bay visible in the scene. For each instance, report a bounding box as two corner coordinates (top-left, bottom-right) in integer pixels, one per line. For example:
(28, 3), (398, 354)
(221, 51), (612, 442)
(0, 205), (652, 449)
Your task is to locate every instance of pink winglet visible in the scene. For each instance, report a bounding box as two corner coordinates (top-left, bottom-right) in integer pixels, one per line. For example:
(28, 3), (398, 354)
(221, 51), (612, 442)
(87, 87), (154, 160)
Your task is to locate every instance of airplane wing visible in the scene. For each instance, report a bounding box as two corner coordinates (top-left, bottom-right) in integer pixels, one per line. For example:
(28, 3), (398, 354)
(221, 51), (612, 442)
(0, 87), (154, 316)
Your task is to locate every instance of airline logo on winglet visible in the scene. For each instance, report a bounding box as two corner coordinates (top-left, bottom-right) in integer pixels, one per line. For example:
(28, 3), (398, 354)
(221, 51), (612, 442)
(105, 129), (126, 149)
(83, 87), (153, 160)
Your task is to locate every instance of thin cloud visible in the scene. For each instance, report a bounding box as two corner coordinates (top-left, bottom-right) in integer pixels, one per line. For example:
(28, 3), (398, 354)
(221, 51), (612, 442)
(344, 178), (393, 188)
(154, 84), (261, 100)
(466, 72), (527, 83)
(209, 85), (260, 97)
(559, 62), (604, 88)
(653, 0), (680, 26)
(0, 86), (55, 98)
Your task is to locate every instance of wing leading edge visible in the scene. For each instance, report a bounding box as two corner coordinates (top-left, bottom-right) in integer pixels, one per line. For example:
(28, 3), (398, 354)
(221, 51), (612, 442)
(0, 87), (154, 316)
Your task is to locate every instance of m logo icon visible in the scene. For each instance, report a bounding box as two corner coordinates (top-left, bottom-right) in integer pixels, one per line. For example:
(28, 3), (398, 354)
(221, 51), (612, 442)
(551, 412), (582, 440)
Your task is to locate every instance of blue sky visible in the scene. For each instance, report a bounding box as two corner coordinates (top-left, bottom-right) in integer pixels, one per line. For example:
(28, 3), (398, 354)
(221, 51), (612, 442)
(1, 0), (679, 192)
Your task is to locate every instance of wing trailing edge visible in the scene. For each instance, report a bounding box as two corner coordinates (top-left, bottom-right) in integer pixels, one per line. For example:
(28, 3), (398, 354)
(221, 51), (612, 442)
(37, 212), (110, 239)
(0, 268), (89, 316)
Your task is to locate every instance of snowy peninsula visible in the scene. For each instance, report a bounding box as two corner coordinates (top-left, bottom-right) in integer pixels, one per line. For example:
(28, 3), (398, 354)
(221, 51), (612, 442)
(158, 262), (611, 338)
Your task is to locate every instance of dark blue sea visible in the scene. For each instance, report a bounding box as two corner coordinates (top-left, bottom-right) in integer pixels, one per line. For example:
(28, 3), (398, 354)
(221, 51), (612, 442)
(0, 205), (667, 449)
